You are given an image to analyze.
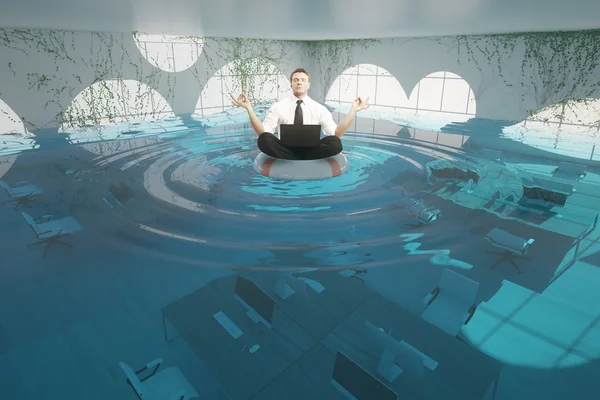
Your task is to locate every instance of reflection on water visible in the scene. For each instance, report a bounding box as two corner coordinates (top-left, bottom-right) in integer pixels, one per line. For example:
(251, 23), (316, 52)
(502, 121), (600, 161)
(1, 110), (600, 400)
(0, 134), (38, 156)
(62, 115), (191, 144)
(241, 146), (395, 201)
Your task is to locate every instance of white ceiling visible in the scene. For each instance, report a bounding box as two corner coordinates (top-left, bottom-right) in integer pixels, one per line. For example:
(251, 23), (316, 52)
(1, 0), (600, 40)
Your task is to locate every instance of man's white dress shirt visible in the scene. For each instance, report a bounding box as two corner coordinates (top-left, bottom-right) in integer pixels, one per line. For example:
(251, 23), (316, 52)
(261, 95), (338, 137)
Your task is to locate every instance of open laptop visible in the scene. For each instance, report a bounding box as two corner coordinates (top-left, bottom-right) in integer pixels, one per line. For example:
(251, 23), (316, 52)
(279, 124), (322, 148)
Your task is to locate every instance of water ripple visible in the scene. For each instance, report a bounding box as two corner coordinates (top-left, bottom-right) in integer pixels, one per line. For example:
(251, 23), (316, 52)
(73, 126), (464, 272)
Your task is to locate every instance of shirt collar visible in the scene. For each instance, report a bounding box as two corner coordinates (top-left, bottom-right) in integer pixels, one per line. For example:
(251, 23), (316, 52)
(292, 94), (310, 103)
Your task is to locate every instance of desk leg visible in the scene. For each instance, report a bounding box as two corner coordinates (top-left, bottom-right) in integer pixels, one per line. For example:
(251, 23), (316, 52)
(457, 333), (502, 400)
(0, 324), (6, 354)
(489, 370), (501, 400)
(162, 312), (179, 343)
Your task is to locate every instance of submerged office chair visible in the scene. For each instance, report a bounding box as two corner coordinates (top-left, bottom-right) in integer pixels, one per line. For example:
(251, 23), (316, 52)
(484, 228), (535, 274)
(0, 180), (43, 210)
(21, 211), (83, 257)
(119, 359), (200, 400)
(421, 268), (479, 337)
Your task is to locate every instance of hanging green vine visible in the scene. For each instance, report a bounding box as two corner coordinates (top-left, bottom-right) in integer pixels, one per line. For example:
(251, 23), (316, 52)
(200, 37), (296, 107)
(3, 26), (599, 133)
(304, 39), (380, 100)
(0, 28), (177, 131)
(444, 29), (600, 126)
(3, 33), (374, 132)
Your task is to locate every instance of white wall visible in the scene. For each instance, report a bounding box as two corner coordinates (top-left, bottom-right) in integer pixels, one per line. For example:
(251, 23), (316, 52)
(1, 27), (600, 133)
(0, 29), (307, 132)
(307, 33), (600, 122)
(2, 0), (600, 41)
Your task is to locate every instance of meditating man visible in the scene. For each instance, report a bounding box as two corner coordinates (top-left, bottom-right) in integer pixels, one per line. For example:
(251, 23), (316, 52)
(230, 68), (369, 160)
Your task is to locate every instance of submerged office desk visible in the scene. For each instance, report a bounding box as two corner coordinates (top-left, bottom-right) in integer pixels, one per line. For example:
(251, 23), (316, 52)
(162, 271), (502, 400)
(161, 270), (373, 400)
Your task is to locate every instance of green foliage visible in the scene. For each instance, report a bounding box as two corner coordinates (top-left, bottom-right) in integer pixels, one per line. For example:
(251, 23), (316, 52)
(0, 29), (382, 131)
(195, 37), (295, 107)
(304, 39), (381, 99)
(446, 29), (600, 126)
(1, 27), (599, 132)
(0, 29), (175, 130)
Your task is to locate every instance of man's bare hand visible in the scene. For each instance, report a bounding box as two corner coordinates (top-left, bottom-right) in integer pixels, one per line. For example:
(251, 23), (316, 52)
(351, 96), (370, 113)
(230, 93), (251, 110)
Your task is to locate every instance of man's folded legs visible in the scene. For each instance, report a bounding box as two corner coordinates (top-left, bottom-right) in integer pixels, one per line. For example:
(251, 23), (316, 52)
(257, 132), (342, 160)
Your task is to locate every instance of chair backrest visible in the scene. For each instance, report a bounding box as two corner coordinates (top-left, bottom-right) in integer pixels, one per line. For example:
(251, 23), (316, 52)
(557, 161), (586, 174)
(119, 362), (146, 397)
(531, 177), (573, 194)
(57, 216), (84, 233)
(418, 210), (440, 224)
(20, 212), (41, 236)
(408, 202), (427, 214)
(438, 268), (479, 304)
(486, 228), (533, 255)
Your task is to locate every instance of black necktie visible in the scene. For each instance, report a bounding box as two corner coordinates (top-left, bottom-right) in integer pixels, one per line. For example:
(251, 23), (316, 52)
(294, 99), (303, 125)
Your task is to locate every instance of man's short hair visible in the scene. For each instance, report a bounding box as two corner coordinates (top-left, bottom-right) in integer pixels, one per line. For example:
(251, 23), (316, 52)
(290, 68), (310, 82)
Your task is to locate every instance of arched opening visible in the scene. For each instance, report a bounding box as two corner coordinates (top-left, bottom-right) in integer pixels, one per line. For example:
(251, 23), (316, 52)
(325, 65), (476, 132)
(0, 98), (28, 136)
(409, 71), (476, 116)
(194, 58), (291, 117)
(0, 99), (36, 155)
(503, 98), (600, 160)
(133, 33), (204, 73)
(61, 79), (175, 130)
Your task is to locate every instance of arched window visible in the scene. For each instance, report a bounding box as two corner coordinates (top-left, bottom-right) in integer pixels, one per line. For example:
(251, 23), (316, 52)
(61, 79), (174, 130)
(326, 64), (475, 117)
(195, 58), (291, 116)
(133, 33), (204, 73)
